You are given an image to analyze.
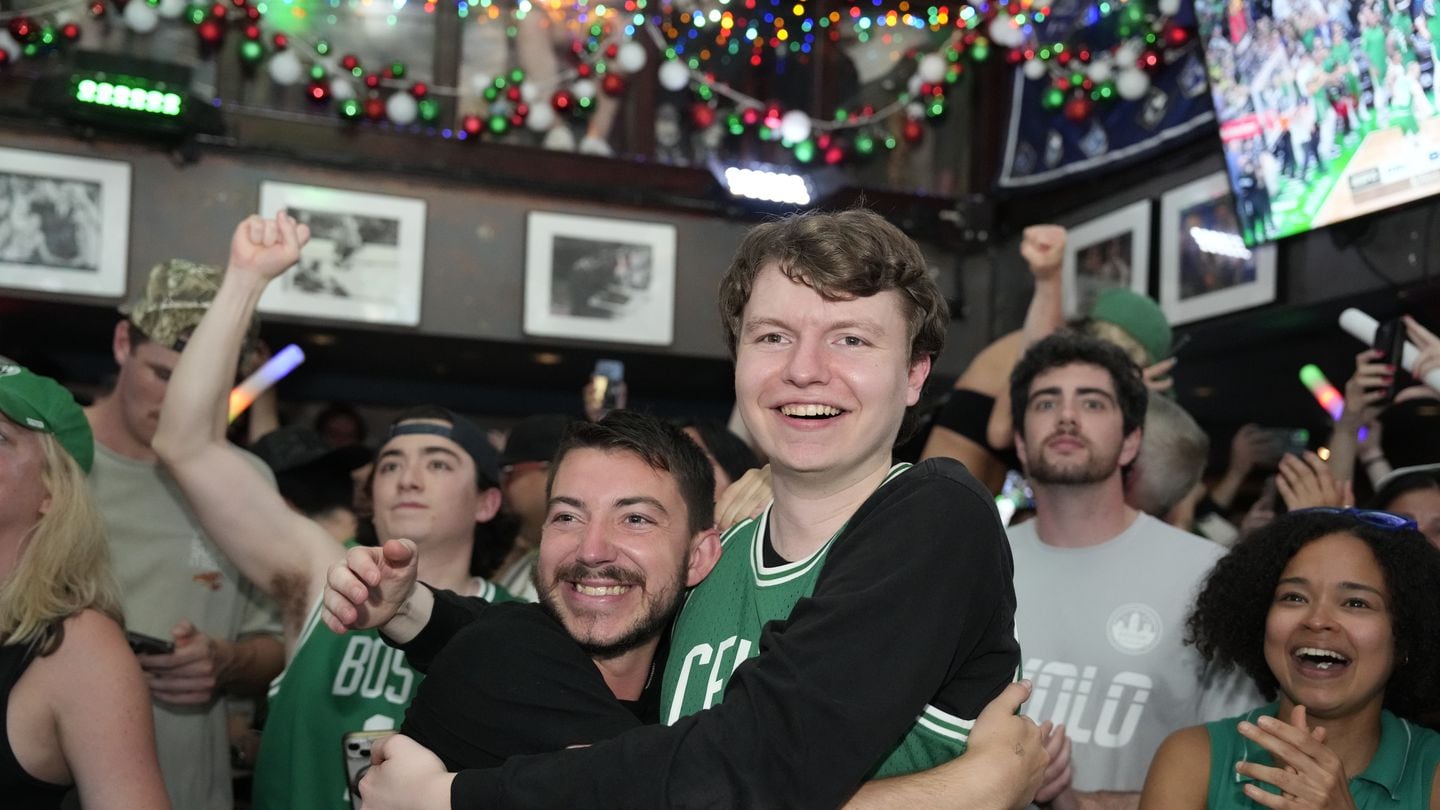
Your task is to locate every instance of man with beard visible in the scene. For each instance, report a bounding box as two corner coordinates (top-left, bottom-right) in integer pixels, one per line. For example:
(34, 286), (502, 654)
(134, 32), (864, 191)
(1005, 332), (1258, 810)
(392, 409), (723, 769)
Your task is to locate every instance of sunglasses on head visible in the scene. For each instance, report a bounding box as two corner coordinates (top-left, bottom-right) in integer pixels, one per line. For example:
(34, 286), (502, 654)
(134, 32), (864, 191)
(1290, 507), (1419, 532)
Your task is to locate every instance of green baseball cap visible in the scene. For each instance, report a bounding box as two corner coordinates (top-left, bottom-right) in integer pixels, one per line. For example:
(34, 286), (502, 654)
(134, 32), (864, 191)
(0, 363), (94, 473)
(1088, 288), (1172, 366)
(120, 258), (259, 353)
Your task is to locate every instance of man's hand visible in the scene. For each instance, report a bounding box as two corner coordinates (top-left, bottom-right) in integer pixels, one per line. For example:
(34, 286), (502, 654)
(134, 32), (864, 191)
(359, 734), (455, 810)
(1338, 349), (1391, 429)
(1033, 722), (1075, 806)
(322, 539), (421, 634)
(1020, 225), (1066, 282)
(1141, 357), (1177, 394)
(1228, 424), (1274, 475)
(715, 464), (772, 532)
(964, 680), (1047, 809)
(1404, 314), (1439, 391)
(136, 620), (229, 705)
(228, 212), (310, 282)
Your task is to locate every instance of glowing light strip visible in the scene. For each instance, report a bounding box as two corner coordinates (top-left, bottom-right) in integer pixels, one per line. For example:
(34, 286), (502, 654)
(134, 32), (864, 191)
(1299, 364), (1344, 422)
(228, 344), (305, 422)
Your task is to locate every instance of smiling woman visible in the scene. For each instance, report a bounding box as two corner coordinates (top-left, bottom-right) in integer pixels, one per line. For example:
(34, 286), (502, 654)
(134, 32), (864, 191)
(1138, 509), (1440, 810)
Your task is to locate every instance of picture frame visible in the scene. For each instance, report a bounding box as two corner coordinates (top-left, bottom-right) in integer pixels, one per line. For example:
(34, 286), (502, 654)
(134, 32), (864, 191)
(1062, 200), (1152, 319)
(0, 146), (131, 298)
(257, 181), (426, 326)
(523, 211), (677, 346)
(1158, 172), (1277, 326)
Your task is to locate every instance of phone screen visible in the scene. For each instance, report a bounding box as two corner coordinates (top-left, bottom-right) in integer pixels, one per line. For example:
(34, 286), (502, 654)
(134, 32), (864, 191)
(1373, 318), (1405, 407)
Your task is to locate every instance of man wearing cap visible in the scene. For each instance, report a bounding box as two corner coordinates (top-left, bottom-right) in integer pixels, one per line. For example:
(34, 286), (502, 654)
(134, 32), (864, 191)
(1005, 332), (1258, 810)
(493, 413), (577, 602)
(152, 213), (516, 809)
(85, 257), (286, 810)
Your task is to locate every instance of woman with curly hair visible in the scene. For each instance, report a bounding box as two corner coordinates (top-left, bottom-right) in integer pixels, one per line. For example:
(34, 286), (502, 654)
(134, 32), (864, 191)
(0, 364), (168, 808)
(1139, 509), (1440, 808)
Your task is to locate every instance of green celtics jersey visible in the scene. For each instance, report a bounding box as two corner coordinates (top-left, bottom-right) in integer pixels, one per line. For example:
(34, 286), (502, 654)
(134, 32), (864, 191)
(1363, 25), (1388, 68)
(662, 463), (978, 779)
(253, 573), (511, 809)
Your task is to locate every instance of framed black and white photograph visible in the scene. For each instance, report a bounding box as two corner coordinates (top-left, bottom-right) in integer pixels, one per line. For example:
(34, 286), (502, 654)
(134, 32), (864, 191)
(258, 181), (426, 326)
(1159, 173), (1276, 325)
(1062, 200), (1152, 318)
(524, 211), (676, 346)
(0, 147), (130, 298)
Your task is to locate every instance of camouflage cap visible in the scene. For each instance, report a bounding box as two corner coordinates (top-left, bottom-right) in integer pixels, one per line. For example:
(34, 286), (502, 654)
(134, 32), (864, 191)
(119, 259), (260, 353)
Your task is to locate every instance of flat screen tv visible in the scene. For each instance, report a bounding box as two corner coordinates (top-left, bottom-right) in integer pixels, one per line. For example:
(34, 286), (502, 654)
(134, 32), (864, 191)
(1195, 0), (1440, 245)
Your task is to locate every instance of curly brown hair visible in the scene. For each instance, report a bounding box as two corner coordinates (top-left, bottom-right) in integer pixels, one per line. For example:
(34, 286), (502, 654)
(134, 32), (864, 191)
(1186, 510), (1440, 722)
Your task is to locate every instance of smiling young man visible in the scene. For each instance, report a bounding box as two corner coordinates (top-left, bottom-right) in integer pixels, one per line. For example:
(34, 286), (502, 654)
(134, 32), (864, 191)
(152, 214), (515, 809)
(331, 209), (1045, 809)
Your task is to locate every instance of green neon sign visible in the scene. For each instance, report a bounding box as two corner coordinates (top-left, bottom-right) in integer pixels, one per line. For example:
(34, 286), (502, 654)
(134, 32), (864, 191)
(74, 78), (184, 117)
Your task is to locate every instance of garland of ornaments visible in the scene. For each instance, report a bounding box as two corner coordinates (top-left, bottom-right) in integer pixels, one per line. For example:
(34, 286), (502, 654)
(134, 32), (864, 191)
(0, 0), (1184, 161)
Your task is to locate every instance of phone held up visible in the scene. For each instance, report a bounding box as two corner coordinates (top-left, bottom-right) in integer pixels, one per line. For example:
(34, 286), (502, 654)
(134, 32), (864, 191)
(1372, 317), (1406, 407)
(125, 630), (175, 656)
(343, 729), (398, 809)
(587, 359), (625, 418)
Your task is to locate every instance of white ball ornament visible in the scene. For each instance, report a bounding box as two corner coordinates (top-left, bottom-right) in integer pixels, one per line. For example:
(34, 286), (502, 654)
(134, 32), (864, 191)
(1116, 67), (1150, 100)
(267, 49), (303, 86)
(779, 110), (812, 142)
(906, 72), (924, 96)
(520, 82), (541, 103)
(525, 103), (555, 131)
(905, 100), (926, 120)
(123, 1), (159, 33)
(658, 59), (690, 91)
(918, 53), (947, 84)
(469, 72), (493, 96)
(616, 41), (647, 74)
(988, 17), (1024, 48)
(1086, 59), (1114, 83)
(1022, 58), (1047, 81)
(0, 32), (20, 61)
(385, 91), (418, 125)
(330, 78), (356, 101)
(1157, 0), (1182, 14)
(156, 0), (187, 19)
(571, 78), (597, 100)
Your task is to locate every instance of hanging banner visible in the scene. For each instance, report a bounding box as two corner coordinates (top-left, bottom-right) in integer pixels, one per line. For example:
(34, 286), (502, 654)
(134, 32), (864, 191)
(997, 0), (1218, 190)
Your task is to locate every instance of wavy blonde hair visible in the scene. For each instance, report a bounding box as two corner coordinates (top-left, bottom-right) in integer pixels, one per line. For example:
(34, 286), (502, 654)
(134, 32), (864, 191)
(0, 433), (122, 654)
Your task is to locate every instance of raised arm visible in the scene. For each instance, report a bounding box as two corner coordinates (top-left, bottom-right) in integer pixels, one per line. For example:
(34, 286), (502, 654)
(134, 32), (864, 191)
(152, 214), (333, 644)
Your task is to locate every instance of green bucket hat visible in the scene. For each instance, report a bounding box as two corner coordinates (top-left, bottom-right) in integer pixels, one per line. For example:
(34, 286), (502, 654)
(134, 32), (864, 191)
(0, 362), (94, 473)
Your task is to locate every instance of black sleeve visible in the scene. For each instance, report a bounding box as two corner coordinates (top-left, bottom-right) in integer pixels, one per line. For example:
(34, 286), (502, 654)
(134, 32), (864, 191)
(386, 584), (490, 673)
(401, 603), (645, 771)
(451, 458), (1018, 809)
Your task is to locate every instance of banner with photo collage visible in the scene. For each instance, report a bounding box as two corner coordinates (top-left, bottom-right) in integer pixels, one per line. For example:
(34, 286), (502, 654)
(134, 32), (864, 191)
(998, 0), (1217, 189)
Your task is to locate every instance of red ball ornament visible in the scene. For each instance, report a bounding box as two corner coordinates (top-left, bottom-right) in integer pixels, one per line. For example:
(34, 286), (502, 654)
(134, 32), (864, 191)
(1057, 51), (1072, 65)
(245, 6), (260, 19)
(600, 73), (626, 96)
(603, 43), (618, 59)
(462, 114), (483, 136)
(1062, 94), (1092, 122)
(901, 118), (924, 144)
(9, 17), (36, 42)
(515, 103), (529, 117)
(1138, 50), (1162, 71)
(859, 104), (875, 118)
(410, 81), (428, 98)
(307, 81), (330, 103)
(364, 96), (386, 119)
(0, 50), (9, 68)
(197, 19), (224, 46)
(243, 24), (260, 39)
(510, 112), (525, 127)
(364, 73), (381, 90)
(89, 2), (106, 18)
(505, 85), (521, 102)
(60, 22), (81, 41)
(1005, 48), (1023, 65)
(740, 107), (761, 126)
(823, 145), (844, 165)
(272, 33), (288, 49)
(1165, 23), (1190, 47)
(551, 90), (575, 113)
(691, 102), (715, 129)
(340, 54), (360, 72)
(577, 62), (593, 78)
(209, 3), (226, 18)
(815, 132), (833, 150)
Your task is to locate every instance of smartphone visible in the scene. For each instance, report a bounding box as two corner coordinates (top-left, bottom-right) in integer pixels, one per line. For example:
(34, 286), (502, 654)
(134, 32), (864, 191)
(1372, 317), (1405, 407)
(588, 359), (625, 416)
(1257, 427), (1310, 462)
(126, 630), (175, 656)
(342, 729), (397, 809)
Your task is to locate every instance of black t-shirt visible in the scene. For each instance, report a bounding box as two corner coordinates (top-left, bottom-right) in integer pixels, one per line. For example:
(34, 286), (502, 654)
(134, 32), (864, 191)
(399, 601), (652, 770)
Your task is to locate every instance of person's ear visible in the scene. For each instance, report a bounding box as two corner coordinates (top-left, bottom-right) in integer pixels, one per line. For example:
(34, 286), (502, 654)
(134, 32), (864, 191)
(112, 321), (133, 366)
(473, 486), (503, 524)
(685, 528), (722, 588)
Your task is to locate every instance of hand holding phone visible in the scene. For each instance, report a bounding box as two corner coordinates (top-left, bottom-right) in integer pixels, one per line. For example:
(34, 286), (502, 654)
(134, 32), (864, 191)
(342, 729), (398, 809)
(1371, 317), (1405, 408)
(126, 630), (175, 656)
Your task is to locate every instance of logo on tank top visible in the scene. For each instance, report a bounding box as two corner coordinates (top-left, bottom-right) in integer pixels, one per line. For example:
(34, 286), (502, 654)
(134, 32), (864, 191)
(1105, 603), (1162, 655)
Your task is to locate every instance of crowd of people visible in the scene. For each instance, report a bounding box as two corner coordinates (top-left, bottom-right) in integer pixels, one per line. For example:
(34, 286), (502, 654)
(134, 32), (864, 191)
(1, 206), (1439, 810)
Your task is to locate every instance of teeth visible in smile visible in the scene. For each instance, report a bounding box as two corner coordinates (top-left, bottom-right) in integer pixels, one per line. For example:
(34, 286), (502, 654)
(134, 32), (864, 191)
(573, 583), (630, 596)
(781, 404), (842, 417)
(1296, 647), (1350, 668)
